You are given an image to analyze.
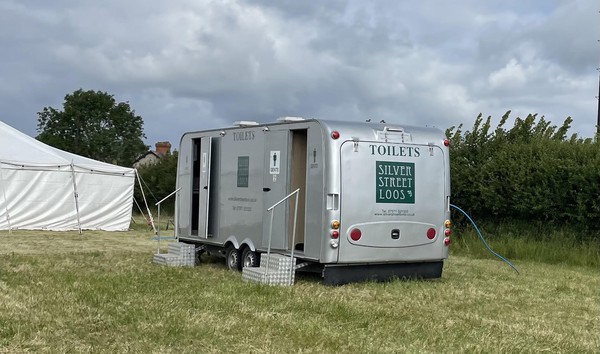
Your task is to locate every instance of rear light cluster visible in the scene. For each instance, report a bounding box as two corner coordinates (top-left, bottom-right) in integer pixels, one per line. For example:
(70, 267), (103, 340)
(444, 219), (451, 246)
(330, 220), (340, 248)
(427, 220), (451, 246)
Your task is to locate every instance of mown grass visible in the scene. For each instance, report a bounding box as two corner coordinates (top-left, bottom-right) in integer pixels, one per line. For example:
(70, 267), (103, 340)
(0, 228), (598, 353)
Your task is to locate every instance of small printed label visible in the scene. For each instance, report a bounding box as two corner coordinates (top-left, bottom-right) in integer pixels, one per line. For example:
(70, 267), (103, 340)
(201, 153), (207, 173)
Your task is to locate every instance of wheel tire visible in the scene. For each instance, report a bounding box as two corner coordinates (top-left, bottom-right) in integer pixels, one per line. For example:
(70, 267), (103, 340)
(225, 246), (241, 271)
(242, 248), (260, 268)
(194, 248), (205, 265)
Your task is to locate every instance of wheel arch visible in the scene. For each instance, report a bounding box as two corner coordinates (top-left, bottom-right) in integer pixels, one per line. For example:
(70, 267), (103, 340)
(224, 235), (240, 250)
(239, 238), (256, 253)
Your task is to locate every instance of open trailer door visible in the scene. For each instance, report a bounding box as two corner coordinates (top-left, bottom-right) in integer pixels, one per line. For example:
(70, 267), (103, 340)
(262, 130), (290, 250)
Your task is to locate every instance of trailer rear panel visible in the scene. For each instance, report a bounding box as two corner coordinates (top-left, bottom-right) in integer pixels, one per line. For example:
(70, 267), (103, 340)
(338, 140), (448, 263)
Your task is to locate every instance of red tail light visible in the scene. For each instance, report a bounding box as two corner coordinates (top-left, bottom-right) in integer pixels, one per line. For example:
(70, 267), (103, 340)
(350, 228), (362, 241)
(331, 131), (340, 139)
(331, 230), (339, 239)
(444, 237), (451, 246)
(444, 139), (450, 147)
(444, 229), (451, 236)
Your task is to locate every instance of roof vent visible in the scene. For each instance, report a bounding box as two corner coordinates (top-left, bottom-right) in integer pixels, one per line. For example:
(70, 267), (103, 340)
(277, 116), (305, 122)
(233, 121), (259, 127)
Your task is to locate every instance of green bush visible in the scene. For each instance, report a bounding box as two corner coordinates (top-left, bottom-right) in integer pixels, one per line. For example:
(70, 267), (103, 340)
(447, 111), (600, 237)
(134, 151), (178, 215)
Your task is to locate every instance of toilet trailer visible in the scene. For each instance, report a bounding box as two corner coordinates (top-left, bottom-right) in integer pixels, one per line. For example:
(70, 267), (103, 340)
(175, 118), (451, 285)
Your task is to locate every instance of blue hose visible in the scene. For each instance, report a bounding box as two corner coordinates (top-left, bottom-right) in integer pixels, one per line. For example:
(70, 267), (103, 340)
(450, 204), (520, 274)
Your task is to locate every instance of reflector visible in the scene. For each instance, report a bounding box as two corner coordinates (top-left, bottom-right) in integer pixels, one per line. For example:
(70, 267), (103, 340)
(350, 228), (362, 241)
(427, 228), (436, 239)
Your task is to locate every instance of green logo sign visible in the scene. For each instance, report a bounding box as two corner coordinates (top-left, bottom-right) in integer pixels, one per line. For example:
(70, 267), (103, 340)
(376, 161), (415, 204)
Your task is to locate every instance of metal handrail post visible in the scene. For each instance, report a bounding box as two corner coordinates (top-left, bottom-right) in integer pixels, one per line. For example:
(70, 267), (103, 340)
(265, 188), (300, 286)
(288, 189), (299, 285)
(157, 203), (161, 254)
(265, 210), (275, 283)
(154, 187), (181, 255)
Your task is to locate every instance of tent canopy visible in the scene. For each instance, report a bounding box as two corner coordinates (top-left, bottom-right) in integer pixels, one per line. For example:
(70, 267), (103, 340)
(0, 120), (135, 231)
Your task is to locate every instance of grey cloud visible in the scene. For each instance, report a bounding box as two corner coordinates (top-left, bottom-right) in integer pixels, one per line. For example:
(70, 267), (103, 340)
(0, 0), (595, 150)
(247, 0), (348, 20)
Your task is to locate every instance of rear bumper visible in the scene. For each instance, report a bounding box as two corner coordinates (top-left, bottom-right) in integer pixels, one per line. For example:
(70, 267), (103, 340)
(323, 261), (443, 285)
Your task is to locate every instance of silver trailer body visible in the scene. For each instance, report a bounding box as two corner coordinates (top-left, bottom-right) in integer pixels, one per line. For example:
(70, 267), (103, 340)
(175, 118), (451, 284)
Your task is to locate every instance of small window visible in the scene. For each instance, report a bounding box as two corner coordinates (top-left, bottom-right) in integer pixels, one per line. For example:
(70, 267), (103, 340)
(237, 156), (249, 187)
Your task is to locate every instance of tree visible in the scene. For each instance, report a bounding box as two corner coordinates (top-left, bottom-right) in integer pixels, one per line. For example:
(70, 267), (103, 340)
(36, 89), (148, 166)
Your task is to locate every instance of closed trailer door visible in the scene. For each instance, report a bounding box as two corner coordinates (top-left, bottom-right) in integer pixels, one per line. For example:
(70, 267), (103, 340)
(338, 141), (447, 263)
(262, 131), (289, 250)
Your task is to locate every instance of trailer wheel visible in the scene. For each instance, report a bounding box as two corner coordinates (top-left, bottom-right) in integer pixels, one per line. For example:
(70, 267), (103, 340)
(194, 247), (206, 265)
(226, 246), (241, 271)
(242, 248), (260, 268)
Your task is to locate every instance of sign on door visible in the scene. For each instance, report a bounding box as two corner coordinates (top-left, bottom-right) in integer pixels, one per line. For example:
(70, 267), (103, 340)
(269, 151), (280, 174)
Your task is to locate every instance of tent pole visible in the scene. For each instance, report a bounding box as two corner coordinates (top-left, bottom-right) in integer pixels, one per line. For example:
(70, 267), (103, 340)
(0, 162), (12, 234)
(135, 169), (156, 234)
(70, 162), (83, 235)
(132, 197), (147, 222)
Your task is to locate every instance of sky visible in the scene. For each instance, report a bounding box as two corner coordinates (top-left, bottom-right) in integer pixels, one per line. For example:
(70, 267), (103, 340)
(0, 0), (597, 154)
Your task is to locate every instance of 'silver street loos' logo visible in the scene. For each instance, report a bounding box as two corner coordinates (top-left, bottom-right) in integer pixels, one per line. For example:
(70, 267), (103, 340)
(376, 161), (415, 204)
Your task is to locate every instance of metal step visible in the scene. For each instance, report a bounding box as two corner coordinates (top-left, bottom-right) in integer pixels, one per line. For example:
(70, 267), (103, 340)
(153, 242), (195, 267)
(242, 253), (296, 286)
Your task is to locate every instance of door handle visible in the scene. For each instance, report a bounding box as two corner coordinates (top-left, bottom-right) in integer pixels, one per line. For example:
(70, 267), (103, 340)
(263, 188), (271, 192)
(203, 186), (208, 190)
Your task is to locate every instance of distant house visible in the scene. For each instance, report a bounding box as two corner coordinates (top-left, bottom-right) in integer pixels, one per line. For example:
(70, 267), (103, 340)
(133, 141), (171, 168)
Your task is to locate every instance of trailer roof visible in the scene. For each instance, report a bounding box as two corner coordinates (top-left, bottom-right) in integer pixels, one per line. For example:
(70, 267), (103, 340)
(179, 117), (446, 144)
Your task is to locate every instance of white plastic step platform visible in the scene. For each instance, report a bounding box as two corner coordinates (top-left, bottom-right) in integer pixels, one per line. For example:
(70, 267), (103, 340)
(153, 242), (195, 267)
(242, 253), (296, 286)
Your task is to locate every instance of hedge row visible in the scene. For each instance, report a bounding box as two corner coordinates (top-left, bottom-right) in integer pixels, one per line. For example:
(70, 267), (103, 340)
(446, 111), (600, 232)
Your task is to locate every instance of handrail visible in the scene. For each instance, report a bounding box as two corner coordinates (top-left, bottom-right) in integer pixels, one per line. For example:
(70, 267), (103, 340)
(156, 188), (181, 206)
(155, 187), (181, 255)
(267, 189), (298, 211)
(265, 188), (300, 285)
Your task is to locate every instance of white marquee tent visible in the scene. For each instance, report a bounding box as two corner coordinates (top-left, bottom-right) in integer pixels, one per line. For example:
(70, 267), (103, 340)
(0, 120), (135, 231)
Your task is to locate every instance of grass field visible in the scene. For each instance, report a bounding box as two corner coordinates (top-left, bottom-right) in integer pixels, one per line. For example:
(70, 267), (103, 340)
(0, 229), (598, 353)
(451, 222), (600, 268)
